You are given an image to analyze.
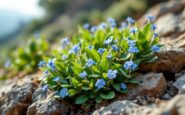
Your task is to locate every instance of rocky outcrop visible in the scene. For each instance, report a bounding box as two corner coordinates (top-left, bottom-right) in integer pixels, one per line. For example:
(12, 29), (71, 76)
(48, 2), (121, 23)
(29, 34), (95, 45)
(0, 83), (37, 115)
(27, 98), (70, 115)
(140, 48), (185, 73)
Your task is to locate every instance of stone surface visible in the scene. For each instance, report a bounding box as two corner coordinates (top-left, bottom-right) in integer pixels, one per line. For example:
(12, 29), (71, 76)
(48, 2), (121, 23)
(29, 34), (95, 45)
(131, 73), (167, 98)
(93, 100), (155, 115)
(0, 83), (37, 115)
(140, 48), (185, 73)
(174, 74), (185, 91)
(116, 73), (167, 101)
(150, 94), (185, 115)
(27, 98), (70, 115)
(32, 84), (48, 103)
(139, 1), (185, 24)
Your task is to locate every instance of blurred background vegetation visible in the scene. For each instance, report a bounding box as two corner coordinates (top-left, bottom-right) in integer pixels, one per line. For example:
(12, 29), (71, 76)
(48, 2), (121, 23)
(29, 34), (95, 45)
(0, 0), (167, 67)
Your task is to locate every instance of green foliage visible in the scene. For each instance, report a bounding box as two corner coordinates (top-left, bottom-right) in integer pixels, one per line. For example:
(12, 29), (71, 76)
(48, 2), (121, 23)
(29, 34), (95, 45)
(5, 37), (49, 77)
(41, 17), (161, 105)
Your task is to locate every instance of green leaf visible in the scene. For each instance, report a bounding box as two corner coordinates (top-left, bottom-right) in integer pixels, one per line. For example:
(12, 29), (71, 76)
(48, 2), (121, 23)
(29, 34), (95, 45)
(75, 95), (89, 104)
(113, 84), (120, 91)
(142, 23), (151, 36)
(146, 56), (158, 63)
(71, 66), (82, 76)
(121, 53), (131, 60)
(68, 89), (77, 96)
(95, 95), (102, 103)
(86, 49), (100, 61)
(119, 69), (128, 77)
(100, 91), (115, 99)
(126, 78), (139, 84)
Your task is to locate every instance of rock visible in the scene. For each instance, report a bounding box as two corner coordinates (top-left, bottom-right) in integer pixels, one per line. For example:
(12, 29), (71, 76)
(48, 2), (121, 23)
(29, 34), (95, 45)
(27, 98), (70, 115)
(155, 13), (179, 36)
(117, 73), (167, 101)
(140, 48), (185, 73)
(32, 84), (48, 102)
(132, 73), (167, 97)
(162, 93), (171, 100)
(139, 1), (185, 24)
(93, 100), (155, 115)
(0, 83), (37, 115)
(179, 85), (185, 94)
(174, 74), (185, 91)
(151, 94), (185, 115)
(155, 13), (185, 37)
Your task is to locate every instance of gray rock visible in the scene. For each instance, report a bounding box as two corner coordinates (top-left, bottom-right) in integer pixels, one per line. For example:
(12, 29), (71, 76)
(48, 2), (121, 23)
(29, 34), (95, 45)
(173, 74), (185, 90)
(0, 83), (37, 115)
(32, 85), (48, 102)
(93, 100), (155, 115)
(151, 94), (185, 115)
(27, 98), (70, 115)
(179, 85), (185, 94)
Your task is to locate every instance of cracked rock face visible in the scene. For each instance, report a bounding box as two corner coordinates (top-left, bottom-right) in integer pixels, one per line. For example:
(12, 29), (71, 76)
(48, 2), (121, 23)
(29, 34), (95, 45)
(27, 98), (70, 115)
(140, 48), (185, 73)
(0, 83), (37, 115)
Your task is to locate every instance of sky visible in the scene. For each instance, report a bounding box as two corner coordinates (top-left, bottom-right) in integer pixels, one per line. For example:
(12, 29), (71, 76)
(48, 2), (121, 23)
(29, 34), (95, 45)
(0, 0), (44, 17)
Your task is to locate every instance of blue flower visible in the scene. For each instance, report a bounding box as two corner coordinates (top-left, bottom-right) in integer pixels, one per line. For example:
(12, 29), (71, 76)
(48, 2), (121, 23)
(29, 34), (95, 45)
(69, 45), (80, 54)
(124, 61), (138, 70)
(126, 17), (135, 24)
(107, 69), (117, 79)
(61, 37), (70, 46)
(151, 24), (157, 31)
(43, 70), (49, 75)
(119, 22), (127, 30)
(104, 37), (113, 45)
(88, 45), (94, 50)
(4, 59), (11, 68)
(83, 23), (90, 29)
(85, 58), (96, 67)
(53, 76), (61, 82)
(98, 48), (106, 54)
(127, 39), (136, 47)
(47, 59), (56, 72)
(112, 44), (119, 51)
(147, 15), (155, 22)
(95, 79), (106, 89)
(107, 17), (116, 24)
(151, 45), (160, 52)
(42, 85), (48, 92)
(62, 55), (67, 60)
(130, 27), (138, 34)
(153, 33), (159, 38)
(59, 88), (68, 98)
(128, 46), (139, 53)
(99, 22), (107, 29)
(120, 83), (127, 89)
(90, 26), (97, 33)
(79, 71), (87, 78)
(110, 22), (116, 28)
(38, 61), (46, 67)
(106, 54), (112, 59)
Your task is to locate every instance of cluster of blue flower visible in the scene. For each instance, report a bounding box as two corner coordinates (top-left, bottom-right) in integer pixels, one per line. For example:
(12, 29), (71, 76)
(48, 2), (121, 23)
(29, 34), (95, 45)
(39, 15), (161, 100)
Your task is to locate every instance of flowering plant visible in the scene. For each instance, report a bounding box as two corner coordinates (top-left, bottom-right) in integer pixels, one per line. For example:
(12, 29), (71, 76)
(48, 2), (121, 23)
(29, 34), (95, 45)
(40, 16), (161, 105)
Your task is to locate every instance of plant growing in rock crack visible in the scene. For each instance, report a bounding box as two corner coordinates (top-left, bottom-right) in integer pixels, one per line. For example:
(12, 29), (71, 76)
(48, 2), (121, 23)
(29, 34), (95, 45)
(4, 37), (49, 77)
(40, 16), (162, 107)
